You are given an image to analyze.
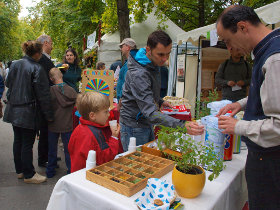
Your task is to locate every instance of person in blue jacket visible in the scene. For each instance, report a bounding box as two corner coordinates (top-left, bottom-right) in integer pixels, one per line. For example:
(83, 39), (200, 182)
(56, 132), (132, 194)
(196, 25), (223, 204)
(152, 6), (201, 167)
(116, 38), (137, 104)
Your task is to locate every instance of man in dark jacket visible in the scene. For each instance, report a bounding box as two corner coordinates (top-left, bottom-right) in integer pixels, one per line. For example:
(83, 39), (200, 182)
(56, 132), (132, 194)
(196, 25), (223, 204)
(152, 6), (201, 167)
(120, 30), (204, 151)
(36, 34), (55, 167)
(215, 47), (251, 102)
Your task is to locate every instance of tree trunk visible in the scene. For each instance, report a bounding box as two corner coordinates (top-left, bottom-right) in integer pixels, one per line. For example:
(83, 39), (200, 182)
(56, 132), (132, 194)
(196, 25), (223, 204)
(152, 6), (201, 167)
(116, 0), (130, 42)
(198, 0), (205, 27)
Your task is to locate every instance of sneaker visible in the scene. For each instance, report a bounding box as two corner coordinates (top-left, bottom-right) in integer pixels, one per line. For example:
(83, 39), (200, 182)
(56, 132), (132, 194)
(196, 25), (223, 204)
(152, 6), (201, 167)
(17, 173), (24, 179)
(24, 173), (47, 184)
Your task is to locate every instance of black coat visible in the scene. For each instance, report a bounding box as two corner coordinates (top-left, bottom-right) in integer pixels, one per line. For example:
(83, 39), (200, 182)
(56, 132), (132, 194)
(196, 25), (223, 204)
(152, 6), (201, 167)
(3, 55), (54, 130)
(38, 53), (55, 86)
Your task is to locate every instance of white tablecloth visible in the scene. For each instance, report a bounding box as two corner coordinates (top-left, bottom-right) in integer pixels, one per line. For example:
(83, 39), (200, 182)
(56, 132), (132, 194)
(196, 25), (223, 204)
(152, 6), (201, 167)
(47, 150), (248, 210)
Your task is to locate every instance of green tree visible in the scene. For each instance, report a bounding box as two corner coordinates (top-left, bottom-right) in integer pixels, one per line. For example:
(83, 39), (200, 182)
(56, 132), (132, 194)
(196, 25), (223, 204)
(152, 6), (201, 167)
(0, 0), (21, 61)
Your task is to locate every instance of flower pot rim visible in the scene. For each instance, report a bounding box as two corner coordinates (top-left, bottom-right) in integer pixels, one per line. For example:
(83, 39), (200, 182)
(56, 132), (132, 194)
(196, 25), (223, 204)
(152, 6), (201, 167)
(174, 164), (205, 176)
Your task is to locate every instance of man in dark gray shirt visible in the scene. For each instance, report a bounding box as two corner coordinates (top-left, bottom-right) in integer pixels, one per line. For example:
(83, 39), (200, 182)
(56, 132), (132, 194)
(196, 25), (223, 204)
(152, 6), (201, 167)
(215, 47), (251, 102)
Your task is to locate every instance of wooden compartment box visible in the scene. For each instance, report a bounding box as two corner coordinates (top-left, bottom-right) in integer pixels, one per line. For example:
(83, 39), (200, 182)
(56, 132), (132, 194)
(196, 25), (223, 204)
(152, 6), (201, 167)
(86, 151), (174, 197)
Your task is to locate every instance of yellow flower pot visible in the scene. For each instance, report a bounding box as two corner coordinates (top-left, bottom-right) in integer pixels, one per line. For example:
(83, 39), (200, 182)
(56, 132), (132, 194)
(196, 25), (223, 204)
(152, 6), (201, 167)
(172, 165), (206, 198)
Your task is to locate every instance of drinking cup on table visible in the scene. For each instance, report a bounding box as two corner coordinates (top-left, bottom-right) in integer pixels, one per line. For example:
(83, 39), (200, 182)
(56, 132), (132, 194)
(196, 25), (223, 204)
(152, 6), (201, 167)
(128, 137), (137, 152)
(86, 150), (96, 170)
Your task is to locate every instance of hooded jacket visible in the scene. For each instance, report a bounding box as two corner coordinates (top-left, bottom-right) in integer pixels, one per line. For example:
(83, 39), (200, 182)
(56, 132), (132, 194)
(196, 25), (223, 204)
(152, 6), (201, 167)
(120, 48), (185, 128)
(116, 49), (138, 100)
(48, 83), (77, 133)
(68, 115), (120, 172)
(4, 55), (53, 130)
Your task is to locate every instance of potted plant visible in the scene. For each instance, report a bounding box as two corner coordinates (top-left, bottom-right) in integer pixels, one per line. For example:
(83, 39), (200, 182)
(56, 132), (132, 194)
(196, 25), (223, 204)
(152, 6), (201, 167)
(157, 126), (224, 198)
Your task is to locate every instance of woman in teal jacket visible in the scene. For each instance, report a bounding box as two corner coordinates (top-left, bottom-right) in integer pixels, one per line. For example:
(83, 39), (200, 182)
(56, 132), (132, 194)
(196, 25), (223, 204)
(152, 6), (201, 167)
(56, 48), (82, 92)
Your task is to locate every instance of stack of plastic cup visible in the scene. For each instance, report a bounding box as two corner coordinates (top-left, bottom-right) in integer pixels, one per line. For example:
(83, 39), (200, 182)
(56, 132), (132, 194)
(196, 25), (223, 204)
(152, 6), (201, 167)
(86, 150), (96, 170)
(109, 120), (117, 130)
(128, 137), (136, 152)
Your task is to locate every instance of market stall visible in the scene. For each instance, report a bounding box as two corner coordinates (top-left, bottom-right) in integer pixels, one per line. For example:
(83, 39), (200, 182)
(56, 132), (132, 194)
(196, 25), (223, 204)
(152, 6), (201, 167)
(176, 0), (280, 113)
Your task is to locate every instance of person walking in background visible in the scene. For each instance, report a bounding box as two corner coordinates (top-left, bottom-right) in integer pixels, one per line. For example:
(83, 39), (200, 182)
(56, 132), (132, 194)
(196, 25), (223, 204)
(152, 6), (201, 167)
(216, 5), (280, 209)
(215, 47), (251, 102)
(0, 75), (4, 118)
(5, 61), (12, 78)
(116, 38), (138, 104)
(0, 62), (6, 82)
(110, 59), (122, 72)
(96, 62), (105, 70)
(36, 34), (56, 167)
(46, 68), (77, 178)
(4, 40), (53, 184)
(56, 48), (82, 93)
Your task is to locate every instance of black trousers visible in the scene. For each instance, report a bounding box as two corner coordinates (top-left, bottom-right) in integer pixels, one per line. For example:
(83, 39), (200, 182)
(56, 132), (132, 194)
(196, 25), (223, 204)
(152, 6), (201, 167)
(245, 150), (280, 210)
(38, 122), (48, 164)
(13, 126), (36, 179)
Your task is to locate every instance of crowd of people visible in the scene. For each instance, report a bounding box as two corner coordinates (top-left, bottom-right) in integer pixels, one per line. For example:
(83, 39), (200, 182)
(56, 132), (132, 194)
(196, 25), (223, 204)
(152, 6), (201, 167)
(0, 5), (279, 209)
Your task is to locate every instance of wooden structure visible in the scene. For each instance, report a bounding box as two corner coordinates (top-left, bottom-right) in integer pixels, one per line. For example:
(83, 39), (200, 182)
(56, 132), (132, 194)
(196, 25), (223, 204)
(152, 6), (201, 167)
(81, 69), (114, 108)
(86, 151), (174, 197)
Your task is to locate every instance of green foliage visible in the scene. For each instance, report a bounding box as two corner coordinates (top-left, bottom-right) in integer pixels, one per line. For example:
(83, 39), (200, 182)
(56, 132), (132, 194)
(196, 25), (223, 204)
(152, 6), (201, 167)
(0, 0), (278, 62)
(195, 89), (219, 120)
(0, 0), (21, 61)
(157, 126), (224, 181)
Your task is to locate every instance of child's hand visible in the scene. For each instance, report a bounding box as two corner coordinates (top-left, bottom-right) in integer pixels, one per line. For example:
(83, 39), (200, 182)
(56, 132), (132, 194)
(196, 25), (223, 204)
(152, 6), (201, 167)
(111, 123), (120, 138)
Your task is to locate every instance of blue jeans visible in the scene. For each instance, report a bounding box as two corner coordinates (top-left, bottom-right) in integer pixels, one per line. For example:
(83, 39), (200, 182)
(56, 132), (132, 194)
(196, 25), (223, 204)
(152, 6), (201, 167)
(120, 123), (154, 152)
(46, 131), (72, 178)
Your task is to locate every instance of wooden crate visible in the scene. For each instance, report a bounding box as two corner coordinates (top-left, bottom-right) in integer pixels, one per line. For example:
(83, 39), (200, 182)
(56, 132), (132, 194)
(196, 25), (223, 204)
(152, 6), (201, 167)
(141, 140), (163, 157)
(86, 151), (174, 197)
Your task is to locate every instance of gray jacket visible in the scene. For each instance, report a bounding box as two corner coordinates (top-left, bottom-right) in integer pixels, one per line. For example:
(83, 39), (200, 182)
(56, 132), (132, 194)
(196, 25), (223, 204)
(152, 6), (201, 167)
(120, 48), (185, 128)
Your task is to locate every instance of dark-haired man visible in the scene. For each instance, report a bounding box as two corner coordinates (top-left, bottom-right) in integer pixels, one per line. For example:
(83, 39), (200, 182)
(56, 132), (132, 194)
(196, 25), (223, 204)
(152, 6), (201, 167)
(120, 30), (204, 151)
(216, 5), (280, 209)
(215, 46), (251, 102)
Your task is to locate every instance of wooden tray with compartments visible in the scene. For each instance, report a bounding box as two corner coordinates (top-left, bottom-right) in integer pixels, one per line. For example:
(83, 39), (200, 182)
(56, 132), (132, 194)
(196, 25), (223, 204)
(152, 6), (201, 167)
(86, 151), (174, 197)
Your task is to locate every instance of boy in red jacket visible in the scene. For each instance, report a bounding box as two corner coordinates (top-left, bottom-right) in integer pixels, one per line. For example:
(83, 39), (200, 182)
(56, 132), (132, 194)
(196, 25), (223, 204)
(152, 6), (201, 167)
(68, 91), (120, 172)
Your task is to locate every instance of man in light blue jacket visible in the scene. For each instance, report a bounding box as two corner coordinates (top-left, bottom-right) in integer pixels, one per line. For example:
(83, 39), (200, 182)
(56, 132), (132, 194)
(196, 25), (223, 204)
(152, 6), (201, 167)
(116, 38), (137, 102)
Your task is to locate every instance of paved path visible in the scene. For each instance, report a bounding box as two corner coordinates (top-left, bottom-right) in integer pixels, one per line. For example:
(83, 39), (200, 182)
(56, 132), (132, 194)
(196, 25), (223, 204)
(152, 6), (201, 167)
(0, 110), (68, 210)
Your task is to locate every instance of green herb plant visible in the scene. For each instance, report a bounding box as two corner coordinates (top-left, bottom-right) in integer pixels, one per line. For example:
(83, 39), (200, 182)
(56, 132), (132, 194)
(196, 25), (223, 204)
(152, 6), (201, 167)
(195, 89), (219, 119)
(157, 126), (224, 181)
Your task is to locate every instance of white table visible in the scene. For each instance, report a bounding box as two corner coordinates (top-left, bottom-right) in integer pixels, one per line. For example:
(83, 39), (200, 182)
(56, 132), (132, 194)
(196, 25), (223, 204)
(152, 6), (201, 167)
(47, 150), (248, 210)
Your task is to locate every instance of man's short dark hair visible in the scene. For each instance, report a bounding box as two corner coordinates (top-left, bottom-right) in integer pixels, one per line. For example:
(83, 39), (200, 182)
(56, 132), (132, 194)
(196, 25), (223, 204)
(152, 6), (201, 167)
(217, 5), (261, 33)
(147, 30), (172, 50)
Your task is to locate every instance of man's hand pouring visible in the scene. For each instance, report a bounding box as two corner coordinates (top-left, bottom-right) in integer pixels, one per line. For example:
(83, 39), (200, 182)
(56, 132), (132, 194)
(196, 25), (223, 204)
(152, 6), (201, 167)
(216, 102), (242, 134)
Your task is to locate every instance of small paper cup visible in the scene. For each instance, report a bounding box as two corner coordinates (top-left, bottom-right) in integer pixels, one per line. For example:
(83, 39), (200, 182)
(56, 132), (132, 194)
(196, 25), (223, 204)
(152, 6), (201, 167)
(109, 120), (117, 130)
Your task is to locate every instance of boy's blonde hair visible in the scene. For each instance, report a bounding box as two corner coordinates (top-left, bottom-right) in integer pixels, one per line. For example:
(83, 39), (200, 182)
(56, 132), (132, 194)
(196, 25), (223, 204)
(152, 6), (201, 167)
(76, 91), (110, 120)
(49, 68), (63, 81)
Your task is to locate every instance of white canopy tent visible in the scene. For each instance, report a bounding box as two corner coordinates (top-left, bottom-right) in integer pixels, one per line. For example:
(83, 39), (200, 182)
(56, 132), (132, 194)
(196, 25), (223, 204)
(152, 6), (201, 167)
(177, 0), (280, 46)
(175, 1), (280, 116)
(96, 10), (185, 69)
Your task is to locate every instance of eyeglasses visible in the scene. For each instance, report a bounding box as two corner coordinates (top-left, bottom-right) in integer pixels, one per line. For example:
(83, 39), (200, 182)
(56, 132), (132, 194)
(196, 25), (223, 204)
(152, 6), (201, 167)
(120, 44), (127, 49)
